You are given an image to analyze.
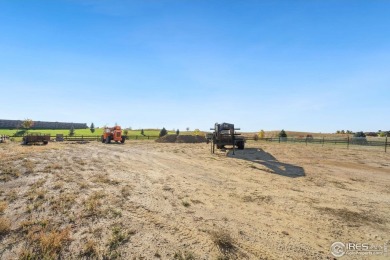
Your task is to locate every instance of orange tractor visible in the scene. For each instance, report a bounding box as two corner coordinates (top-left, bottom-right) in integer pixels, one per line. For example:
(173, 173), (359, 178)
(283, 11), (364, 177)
(101, 126), (126, 144)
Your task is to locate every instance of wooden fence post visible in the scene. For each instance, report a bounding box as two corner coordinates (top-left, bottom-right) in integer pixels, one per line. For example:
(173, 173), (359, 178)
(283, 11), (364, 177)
(279, 136), (280, 143)
(305, 137), (308, 146)
(322, 137), (324, 147)
(385, 135), (388, 153)
(347, 136), (349, 149)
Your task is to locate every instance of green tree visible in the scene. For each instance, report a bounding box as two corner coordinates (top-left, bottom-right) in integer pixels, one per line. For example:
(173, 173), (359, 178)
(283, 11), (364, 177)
(90, 122), (95, 133)
(21, 119), (34, 133)
(159, 127), (168, 137)
(279, 129), (287, 138)
(186, 127), (189, 131)
(354, 131), (366, 138)
(69, 126), (75, 136)
(123, 129), (129, 136)
(176, 129), (180, 135)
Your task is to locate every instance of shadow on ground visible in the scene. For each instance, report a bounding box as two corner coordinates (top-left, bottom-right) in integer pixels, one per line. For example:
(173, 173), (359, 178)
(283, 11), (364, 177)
(227, 148), (305, 178)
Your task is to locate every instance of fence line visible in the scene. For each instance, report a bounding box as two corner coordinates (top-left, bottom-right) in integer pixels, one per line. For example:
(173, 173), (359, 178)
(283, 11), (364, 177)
(246, 136), (389, 152)
(5, 134), (389, 152)
(7, 134), (160, 142)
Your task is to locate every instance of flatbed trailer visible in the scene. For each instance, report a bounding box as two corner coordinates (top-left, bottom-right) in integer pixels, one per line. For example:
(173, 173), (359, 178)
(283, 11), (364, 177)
(22, 134), (50, 145)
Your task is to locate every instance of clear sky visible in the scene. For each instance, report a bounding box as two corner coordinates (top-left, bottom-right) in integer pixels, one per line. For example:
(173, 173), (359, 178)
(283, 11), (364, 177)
(0, 0), (389, 132)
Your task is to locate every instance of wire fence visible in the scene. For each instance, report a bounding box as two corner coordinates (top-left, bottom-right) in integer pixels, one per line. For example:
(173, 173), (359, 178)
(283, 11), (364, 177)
(4, 134), (160, 142)
(3, 133), (389, 152)
(246, 136), (389, 152)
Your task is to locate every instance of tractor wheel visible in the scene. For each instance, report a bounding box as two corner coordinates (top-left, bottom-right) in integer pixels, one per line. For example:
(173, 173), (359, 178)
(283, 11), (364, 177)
(106, 136), (111, 144)
(237, 141), (244, 150)
(216, 145), (224, 149)
(101, 136), (105, 143)
(121, 136), (125, 144)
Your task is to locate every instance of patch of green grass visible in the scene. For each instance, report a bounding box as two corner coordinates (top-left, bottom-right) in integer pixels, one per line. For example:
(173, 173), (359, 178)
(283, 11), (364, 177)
(107, 225), (135, 251)
(0, 128), (204, 138)
(0, 128), (178, 137)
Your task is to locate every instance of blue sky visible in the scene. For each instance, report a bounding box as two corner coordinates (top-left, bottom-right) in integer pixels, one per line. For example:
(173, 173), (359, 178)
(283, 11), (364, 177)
(0, 0), (389, 132)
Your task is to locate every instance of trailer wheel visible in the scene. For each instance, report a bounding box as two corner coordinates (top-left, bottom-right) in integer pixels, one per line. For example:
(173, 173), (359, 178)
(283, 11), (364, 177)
(43, 141), (48, 145)
(237, 141), (244, 150)
(121, 136), (125, 144)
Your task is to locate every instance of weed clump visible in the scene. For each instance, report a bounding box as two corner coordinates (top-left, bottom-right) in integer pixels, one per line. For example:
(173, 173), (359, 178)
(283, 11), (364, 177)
(0, 217), (11, 236)
(211, 229), (236, 255)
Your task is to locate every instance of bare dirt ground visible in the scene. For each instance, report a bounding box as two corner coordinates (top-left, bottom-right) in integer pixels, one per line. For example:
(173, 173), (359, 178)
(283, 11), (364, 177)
(0, 141), (389, 259)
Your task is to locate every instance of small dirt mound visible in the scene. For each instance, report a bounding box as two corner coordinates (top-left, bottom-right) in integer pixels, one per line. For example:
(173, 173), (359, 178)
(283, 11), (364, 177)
(155, 135), (178, 143)
(155, 135), (206, 143)
(176, 135), (206, 143)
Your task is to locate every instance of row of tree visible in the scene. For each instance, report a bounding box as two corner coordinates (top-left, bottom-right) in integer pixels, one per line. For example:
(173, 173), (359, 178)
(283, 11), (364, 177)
(336, 130), (389, 137)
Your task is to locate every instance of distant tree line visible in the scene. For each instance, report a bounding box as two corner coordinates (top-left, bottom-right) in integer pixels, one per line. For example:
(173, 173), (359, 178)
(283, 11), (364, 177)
(336, 130), (390, 137)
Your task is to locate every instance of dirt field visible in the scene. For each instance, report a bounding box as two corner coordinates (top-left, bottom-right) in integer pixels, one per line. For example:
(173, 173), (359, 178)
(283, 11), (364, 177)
(0, 141), (389, 259)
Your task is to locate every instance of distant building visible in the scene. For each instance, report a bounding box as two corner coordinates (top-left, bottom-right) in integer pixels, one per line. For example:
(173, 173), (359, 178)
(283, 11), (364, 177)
(0, 119), (88, 129)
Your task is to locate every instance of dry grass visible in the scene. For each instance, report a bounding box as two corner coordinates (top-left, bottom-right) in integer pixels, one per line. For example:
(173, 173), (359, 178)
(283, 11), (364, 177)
(120, 185), (132, 197)
(52, 181), (64, 190)
(77, 180), (89, 189)
(19, 225), (71, 260)
(0, 163), (20, 181)
(80, 239), (99, 258)
(7, 189), (18, 202)
(316, 207), (384, 225)
(94, 173), (120, 185)
(211, 229), (236, 255)
(1, 141), (389, 259)
(0, 201), (7, 213)
(22, 159), (36, 174)
(173, 250), (196, 260)
(105, 225), (136, 258)
(108, 226), (131, 251)
(43, 163), (63, 173)
(30, 178), (46, 189)
(0, 217), (11, 236)
(50, 193), (77, 213)
(242, 194), (272, 203)
(27, 188), (47, 202)
(83, 191), (106, 217)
